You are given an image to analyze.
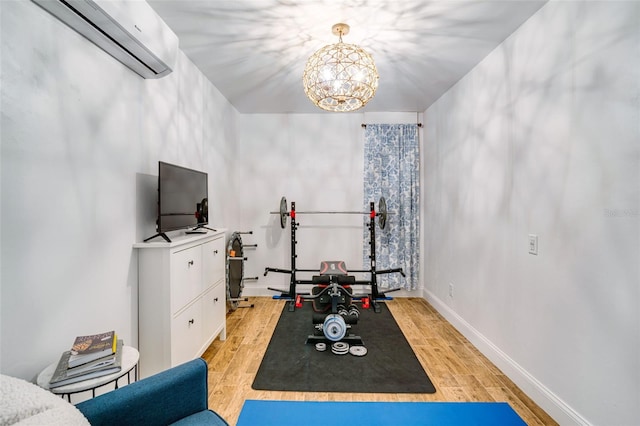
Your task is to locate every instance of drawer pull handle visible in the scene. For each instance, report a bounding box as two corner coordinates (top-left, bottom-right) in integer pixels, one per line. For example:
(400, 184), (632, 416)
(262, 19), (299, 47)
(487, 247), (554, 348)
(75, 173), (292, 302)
(214, 297), (219, 302)
(188, 260), (194, 266)
(213, 250), (218, 254)
(188, 319), (195, 325)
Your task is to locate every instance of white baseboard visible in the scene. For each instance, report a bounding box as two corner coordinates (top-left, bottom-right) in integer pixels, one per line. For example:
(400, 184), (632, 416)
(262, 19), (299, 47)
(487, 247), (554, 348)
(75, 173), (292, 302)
(422, 288), (589, 426)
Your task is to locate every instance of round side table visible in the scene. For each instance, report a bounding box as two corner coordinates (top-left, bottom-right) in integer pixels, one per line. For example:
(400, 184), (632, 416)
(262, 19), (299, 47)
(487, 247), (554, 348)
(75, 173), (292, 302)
(37, 346), (139, 402)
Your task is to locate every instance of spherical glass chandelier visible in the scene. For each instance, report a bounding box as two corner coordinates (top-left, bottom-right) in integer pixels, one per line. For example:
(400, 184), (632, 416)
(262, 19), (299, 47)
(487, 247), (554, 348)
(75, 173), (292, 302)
(303, 23), (379, 112)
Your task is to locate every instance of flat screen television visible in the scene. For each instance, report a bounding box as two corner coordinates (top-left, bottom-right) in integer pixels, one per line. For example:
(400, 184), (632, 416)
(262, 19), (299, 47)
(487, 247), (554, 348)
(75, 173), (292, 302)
(144, 161), (209, 242)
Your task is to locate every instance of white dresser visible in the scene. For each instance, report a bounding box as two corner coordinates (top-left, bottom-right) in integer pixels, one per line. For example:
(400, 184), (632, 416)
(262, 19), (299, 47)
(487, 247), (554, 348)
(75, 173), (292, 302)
(134, 230), (227, 378)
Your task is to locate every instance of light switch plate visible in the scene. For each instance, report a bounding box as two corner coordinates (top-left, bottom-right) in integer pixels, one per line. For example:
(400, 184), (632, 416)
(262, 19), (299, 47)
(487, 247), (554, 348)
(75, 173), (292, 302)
(528, 234), (538, 255)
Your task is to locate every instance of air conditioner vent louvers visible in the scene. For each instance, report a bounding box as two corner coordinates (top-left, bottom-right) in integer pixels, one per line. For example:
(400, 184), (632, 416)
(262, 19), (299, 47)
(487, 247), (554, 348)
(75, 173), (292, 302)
(32, 0), (178, 79)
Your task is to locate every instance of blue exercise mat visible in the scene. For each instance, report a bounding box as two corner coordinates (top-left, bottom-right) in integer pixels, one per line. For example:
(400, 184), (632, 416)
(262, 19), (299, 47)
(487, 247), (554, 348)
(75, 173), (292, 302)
(237, 400), (526, 426)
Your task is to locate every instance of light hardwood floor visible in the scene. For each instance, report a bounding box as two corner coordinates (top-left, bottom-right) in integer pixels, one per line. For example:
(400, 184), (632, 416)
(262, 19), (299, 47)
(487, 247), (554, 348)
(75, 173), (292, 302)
(201, 297), (557, 425)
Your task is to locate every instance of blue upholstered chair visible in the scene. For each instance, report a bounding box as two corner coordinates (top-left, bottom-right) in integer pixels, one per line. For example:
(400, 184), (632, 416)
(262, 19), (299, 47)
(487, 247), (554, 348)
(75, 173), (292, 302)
(76, 358), (228, 425)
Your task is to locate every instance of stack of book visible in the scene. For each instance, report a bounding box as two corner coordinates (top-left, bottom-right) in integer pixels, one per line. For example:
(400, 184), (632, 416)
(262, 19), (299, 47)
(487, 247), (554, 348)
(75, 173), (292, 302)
(49, 330), (123, 388)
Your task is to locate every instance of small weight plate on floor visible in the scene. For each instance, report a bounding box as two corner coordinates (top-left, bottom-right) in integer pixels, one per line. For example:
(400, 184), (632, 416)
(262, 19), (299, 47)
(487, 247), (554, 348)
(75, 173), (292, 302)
(349, 346), (368, 357)
(332, 347), (349, 355)
(315, 343), (327, 352)
(332, 342), (349, 351)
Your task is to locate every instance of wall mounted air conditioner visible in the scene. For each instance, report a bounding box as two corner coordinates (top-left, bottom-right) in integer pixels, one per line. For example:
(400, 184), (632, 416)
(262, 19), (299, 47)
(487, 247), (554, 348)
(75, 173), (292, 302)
(32, 0), (179, 79)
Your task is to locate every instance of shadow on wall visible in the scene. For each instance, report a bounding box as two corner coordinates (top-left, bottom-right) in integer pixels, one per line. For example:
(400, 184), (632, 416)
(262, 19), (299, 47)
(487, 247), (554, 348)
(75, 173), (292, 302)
(136, 173), (158, 243)
(264, 215), (284, 249)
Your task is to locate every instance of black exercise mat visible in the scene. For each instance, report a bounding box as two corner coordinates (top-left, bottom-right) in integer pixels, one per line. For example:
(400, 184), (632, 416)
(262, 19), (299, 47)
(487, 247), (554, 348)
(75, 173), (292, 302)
(252, 302), (436, 393)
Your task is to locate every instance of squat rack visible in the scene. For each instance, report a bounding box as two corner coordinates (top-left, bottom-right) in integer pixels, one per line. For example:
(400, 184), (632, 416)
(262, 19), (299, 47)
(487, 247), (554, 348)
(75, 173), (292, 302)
(264, 200), (405, 313)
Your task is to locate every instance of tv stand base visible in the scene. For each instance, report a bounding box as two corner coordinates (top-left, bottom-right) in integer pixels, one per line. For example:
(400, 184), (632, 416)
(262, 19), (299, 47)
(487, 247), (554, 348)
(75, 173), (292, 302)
(193, 225), (217, 232)
(143, 232), (171, 243)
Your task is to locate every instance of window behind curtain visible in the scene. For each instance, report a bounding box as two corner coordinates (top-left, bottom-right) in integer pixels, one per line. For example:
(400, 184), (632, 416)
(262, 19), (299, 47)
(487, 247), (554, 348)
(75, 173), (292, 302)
(363, 124), (420, 290)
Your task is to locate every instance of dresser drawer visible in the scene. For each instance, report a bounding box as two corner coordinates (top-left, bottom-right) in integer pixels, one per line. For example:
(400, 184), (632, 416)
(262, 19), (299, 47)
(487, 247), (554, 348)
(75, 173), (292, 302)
(202, 282), (226, 342)
(170, 245), (202, 313)
(202, 236), (225, 290)
(171, 299), (202, 367)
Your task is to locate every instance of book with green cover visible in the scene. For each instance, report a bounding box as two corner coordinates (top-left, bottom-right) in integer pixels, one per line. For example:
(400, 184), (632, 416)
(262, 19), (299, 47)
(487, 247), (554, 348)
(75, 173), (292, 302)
(50, 340), (123, 388)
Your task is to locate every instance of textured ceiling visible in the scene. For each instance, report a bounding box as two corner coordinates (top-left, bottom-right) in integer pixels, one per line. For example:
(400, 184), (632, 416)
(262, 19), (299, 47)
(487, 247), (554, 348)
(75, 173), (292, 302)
(147, 0), (547, 114)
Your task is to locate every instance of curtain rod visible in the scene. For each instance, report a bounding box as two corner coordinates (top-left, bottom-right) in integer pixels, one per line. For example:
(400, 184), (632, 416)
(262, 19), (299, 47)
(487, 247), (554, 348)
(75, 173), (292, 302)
(361, 123), (422, 128)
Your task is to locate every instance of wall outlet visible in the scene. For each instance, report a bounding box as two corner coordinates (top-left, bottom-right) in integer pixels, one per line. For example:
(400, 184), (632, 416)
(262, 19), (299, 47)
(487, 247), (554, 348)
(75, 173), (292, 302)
(448, 283), (454, 298)
(528, 234), (538, 255)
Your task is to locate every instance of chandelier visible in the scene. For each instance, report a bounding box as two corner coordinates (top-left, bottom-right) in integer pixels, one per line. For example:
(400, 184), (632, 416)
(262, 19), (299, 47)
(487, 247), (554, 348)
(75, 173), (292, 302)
(302, 23), (379, 112)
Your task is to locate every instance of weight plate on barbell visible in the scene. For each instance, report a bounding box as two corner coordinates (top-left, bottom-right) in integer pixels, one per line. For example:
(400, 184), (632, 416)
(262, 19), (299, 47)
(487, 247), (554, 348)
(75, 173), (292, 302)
(279, 196), (288, 229)
(271, 196), (393, 230)
(324, 315), (347, 341)
(378, 196), (387, 230)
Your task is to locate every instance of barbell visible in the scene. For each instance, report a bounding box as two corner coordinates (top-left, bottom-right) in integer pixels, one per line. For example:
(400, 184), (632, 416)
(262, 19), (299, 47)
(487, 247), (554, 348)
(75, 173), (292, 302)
(270, 196), (391, 230)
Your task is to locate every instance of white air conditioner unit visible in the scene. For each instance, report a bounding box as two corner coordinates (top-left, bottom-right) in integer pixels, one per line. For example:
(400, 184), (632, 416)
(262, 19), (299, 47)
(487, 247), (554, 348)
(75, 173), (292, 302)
(32, 0), (179, 79)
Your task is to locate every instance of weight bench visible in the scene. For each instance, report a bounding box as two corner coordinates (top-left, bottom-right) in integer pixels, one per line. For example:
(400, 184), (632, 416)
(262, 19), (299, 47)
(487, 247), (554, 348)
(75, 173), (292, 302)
(305, 261), (363, 345)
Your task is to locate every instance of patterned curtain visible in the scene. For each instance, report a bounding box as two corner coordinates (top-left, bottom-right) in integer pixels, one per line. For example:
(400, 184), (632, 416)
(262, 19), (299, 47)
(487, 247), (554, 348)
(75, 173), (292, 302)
(363, 124), (420, 290)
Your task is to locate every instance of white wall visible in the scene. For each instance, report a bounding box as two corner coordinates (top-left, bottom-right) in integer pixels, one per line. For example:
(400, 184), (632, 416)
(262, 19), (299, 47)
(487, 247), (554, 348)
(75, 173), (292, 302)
(422, 1), (639, 425)
(0, 0), (239, 382)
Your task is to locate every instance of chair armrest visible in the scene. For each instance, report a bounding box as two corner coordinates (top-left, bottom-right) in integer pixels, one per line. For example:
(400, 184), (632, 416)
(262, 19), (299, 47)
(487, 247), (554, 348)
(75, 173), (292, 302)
(76, 358), (210, 426)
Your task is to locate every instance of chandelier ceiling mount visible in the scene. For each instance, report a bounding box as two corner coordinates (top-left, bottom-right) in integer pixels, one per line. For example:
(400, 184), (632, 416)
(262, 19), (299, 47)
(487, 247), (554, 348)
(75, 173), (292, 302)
(331, 23), (350, 38)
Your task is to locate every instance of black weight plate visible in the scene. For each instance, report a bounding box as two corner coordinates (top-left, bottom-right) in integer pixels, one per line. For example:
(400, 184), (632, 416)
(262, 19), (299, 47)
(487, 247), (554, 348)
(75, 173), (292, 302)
(378, 196), (387, 230)
(279, 196), (288, 229)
